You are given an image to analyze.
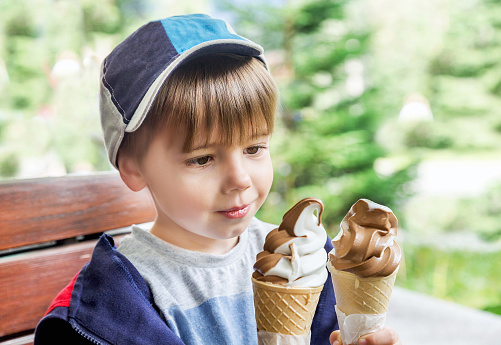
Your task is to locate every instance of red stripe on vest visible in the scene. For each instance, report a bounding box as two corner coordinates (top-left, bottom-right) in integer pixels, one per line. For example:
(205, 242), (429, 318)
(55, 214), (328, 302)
(45, 271), (80, 316)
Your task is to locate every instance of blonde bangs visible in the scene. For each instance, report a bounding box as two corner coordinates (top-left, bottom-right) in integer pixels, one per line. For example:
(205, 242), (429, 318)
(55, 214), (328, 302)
(154, 54), (278, 152)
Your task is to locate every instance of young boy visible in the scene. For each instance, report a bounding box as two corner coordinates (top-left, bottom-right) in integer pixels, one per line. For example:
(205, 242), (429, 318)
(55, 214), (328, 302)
(34, 14), (401, 345)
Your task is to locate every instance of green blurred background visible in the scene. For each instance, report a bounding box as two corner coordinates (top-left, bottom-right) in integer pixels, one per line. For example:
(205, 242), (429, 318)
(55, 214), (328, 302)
(1, 0), (501, 315)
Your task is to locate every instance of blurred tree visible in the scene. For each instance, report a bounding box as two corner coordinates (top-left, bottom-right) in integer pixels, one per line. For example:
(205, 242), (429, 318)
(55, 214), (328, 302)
(0, 0), (150, 177)
(0, 1), (50, 110)
(425, 0), (501, 151)
(216, 0), (413, 232)
(392, 0), (501, 241)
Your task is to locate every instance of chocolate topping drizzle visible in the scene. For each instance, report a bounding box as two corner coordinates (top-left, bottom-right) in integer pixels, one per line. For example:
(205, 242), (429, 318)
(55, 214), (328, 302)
(330, 199), (401, 278)
(253, 198), (324, 284)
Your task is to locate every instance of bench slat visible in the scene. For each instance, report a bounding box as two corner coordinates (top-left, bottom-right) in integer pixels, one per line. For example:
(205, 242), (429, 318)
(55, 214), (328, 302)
(0, 334), (34, 345)
(0, 235), (127, 337)
(0, 334), (35, 345)
(0, 173), (155, 251)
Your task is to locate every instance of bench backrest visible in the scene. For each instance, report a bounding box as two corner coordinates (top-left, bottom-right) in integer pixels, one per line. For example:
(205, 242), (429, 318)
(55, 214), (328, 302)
(0, 172), (156, 344)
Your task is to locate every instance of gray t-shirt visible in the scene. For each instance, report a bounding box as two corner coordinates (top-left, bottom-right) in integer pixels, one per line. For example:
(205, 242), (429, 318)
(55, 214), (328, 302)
(118, 217), (276, 345)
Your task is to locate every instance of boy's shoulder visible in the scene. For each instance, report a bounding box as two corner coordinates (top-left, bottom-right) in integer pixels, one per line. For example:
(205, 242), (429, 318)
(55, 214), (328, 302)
(247, 217), (277, 249)
(35, 234), (184, 345)
(249, 216), (277, 233)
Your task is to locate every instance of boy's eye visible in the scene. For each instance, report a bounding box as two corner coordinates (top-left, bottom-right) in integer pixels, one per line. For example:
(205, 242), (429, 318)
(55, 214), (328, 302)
(187, 156), (212, 166)
(246, 145), (266, 155)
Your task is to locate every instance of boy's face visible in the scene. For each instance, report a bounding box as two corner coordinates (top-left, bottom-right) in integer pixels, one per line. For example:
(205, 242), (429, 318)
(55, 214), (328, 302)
(137, 126), (273, 254)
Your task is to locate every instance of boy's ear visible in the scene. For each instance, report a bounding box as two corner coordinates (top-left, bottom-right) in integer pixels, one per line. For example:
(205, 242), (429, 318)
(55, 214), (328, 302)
(117, 155), (147, 192)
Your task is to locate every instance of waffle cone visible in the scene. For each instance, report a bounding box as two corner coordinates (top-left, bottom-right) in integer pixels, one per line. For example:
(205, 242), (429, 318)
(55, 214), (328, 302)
(252, 277), (323, 335)
(327, 261), (398, 315)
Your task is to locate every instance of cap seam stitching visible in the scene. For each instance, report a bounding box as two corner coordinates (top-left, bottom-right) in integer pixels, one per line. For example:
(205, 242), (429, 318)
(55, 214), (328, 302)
(102, 70), (127, 119)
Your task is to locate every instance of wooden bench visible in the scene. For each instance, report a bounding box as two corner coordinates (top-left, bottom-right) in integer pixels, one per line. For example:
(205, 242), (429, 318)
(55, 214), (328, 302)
(0, 172), (156, 344)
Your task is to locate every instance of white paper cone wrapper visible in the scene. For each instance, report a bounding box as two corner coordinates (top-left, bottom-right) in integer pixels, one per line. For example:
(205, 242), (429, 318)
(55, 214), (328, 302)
(257, 330), (312, 345)
(335, 305), (386, 345)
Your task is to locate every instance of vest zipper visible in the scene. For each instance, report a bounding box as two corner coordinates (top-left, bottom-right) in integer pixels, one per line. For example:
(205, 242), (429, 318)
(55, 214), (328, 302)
(70, 320), (104, 345)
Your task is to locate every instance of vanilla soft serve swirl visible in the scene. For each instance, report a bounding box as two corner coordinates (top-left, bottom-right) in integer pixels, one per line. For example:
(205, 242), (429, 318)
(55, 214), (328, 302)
(253, 198), (328, 288)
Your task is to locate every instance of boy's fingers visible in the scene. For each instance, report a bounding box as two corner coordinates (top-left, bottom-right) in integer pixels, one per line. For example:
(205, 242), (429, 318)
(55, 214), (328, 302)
(360, 327), (401, 345)
(329, 330), (341, 345)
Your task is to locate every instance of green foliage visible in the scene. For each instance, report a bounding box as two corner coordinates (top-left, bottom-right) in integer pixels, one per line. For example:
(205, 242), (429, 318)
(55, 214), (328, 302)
(0, 152), (18, 177)
(291, 0), (346, 33)
(408, 182), (501, 241)
(275, 1), (412, 229)
(424, 0), (501, 153)
(484, 304), (501, 316)
(81, 0), (124, 35)
(0, 0), (145, 177)
(0, 3), (50, 110)
(0, 1), (38, 38)
(403, 122), (454, 149)
(398, 243), (501, 314)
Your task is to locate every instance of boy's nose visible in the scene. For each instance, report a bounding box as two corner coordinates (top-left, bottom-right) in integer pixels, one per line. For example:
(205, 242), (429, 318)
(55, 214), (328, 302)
(222, 158), (252, 193)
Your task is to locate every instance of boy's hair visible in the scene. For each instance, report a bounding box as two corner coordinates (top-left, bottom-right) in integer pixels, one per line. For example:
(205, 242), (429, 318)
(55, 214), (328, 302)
(118, 53), (278, 166)
(99, 14), (277, 169)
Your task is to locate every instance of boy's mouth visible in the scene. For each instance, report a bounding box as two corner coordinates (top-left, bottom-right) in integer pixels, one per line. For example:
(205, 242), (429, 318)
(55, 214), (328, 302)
(218, 204), (251, 219)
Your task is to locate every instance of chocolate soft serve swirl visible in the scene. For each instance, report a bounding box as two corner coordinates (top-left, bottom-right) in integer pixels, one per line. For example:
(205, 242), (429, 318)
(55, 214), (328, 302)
(329, 199), (401, 278)
(253, 198), (328, 288)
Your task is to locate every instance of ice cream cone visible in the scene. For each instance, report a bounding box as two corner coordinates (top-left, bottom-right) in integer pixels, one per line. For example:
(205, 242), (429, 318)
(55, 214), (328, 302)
(327, 261), (398, 315)
(252, 277), (323, 336)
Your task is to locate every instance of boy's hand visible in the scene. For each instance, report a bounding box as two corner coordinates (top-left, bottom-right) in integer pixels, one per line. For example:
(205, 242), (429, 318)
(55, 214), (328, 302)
(329, 327), (401, 345)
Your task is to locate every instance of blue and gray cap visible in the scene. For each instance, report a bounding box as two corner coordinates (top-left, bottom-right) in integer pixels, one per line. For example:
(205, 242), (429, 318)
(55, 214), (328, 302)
(99, 14), (268, 169)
